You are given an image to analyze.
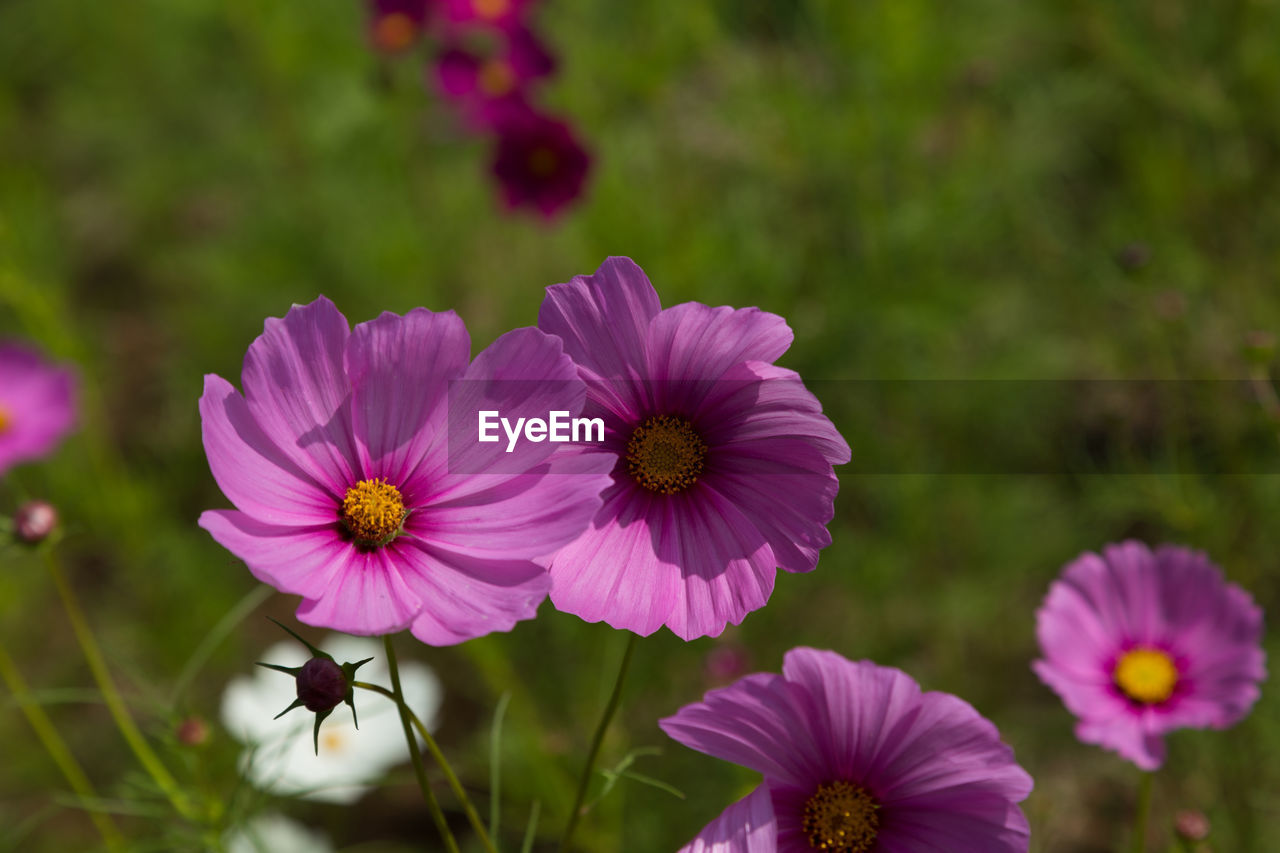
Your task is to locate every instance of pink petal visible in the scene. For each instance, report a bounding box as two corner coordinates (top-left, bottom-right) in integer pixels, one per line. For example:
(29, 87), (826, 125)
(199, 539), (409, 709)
(240, 296), (358, 493)
(410, 450), (613, 559)
(344, 307), (470, 491)
(200, 374), (338, 525)
(678, 785), (777, 853)
(198, 510), (348, 601)
(538, 257), (660, 385)
(396, 540), (551, 645)
(659, 673), (822, 788)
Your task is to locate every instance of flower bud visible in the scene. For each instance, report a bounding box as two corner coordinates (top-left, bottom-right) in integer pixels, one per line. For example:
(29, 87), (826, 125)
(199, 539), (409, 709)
(176, 715), (210, 747)
(1174, 809), (1210, 842)
(1244, 330), (1276, 366)
(297, 657), (348, 713)
(14, 500), (58, 544)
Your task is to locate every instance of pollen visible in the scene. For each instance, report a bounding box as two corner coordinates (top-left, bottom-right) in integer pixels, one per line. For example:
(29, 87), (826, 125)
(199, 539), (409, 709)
(626, 415), (708, 495)
(341, 478), (406, 547)
(802, 780), (880, 852)
(373, 12), (417, 52)
(1114, 647), (1178, 704)
(474, 0), (510, 19)
(0, 404), (11, 435)
(527, 146), (558, 177)
(478, 60), (516, 96)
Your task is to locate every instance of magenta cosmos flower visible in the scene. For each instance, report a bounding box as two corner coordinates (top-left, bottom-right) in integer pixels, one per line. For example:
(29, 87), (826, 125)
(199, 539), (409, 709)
(435, 27), (555, 130)
(0, 342), (76, 476)
(198, 297), (612, 645)
(537, 258), (850, 640)
(661, 648), (1033, 852)
(1033, 541), (1266, 770)
(440, 0), (535, 30)
(490, 109), (590, 218)
(366, 0), (432, 53)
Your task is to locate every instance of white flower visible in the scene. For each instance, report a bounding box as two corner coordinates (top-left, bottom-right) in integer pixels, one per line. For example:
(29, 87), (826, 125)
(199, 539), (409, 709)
(225, 813), (334, 853)
(221, 634), (443, 804)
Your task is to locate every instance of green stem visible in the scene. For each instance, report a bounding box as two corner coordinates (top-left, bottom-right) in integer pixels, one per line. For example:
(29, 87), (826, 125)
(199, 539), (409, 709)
(558, 633), (638, 853)
(1131, 771), (1153, 853)
(42, 547), (197, 821)
(0, 642), (127, 851)
(354, 678), (497, 853)
(382, 636), (461, 853)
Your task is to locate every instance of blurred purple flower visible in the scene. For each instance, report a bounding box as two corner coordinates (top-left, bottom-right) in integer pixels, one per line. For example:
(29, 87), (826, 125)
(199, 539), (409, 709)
(440, 0), (536, 30)
(490, 109), (591, 217)
(661, 648), (1033, 852)
(1033, 541), (1266, 770)
(434, 27), (555, 130)
(198, 297), (612, 644)
(0, 342), (76, 476)
(367, 0), (432, 53)
(537, 258), (850, 640)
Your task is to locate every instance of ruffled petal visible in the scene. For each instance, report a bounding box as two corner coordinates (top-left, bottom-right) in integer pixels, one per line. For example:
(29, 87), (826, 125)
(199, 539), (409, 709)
(643, 302), (792, 413)
(547, 482), (776, 640)
(659, 673), (822, 787)
(199, 510), (420, 636)
(344, 307), (470, 490)
(394, 539), (551, 646)
(241, 297), (358, 492)
(677, 785), (777, 853)
(200, 374), (338, 525)
(538, 256), (660, 384)
(702, 438), (838, 574)
(410, 450), (613, 559)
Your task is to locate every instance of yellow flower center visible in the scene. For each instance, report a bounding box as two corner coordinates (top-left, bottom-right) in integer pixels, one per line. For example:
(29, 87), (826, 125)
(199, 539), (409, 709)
(320, 729), (348, 755)
(527, 146), (558, 177)
(374, 12), (417, 52)
(341, 478), (406, 547)
(479, 60), (516, 96)
(1114, 647), (1178, 704)
(0, 404), (11, 435)
(474, 0), (509, 19)
(626, 415), (707, 495)
(802, 780), (880, 852)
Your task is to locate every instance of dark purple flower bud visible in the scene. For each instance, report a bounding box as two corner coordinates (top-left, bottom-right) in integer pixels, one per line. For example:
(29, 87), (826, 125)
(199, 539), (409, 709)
(1115, 242), (1151, 272)
(297, 657), (349, 713)
(176, 715), (210, 747)
(490, 109), (591, 218)
(14, 500), (58, 544)
(1174, 809), (1210, 841)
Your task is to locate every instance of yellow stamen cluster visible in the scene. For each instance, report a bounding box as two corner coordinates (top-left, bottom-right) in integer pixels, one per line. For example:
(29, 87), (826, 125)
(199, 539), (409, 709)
(341, 478), (406, 547)
(625, 415), (708, 495)
(479, 60), (516, 96)
(374, 12), (417, 52)
(0, 404), (11, 435)
(474, 0), (510, 19)
(1114, 647), (1178, 704)
(802, 780), (880, 852)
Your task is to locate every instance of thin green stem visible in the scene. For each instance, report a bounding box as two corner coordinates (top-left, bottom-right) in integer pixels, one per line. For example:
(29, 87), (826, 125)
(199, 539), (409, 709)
(42, 547), (197, 821)
(354, 678), (497, 853)
(1131, 771), (1153, 853)
(559, 632), (638, 853)
(0, 642), (127, 851)
(382, 636), (461, 853)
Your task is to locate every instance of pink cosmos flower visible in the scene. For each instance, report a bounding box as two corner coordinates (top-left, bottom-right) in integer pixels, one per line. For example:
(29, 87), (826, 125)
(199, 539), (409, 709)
(490, 109), (591, 218)
(198, 297), (612, 645)
(440, 0), (535, 30)
(1033, 541), (1266, 770)
(661, 648), (1033, 852)
(0, 342), (76, 476)
(537, 258), (850, 640)
(367, 0), (433, 53)
(434, 27), (555, 130)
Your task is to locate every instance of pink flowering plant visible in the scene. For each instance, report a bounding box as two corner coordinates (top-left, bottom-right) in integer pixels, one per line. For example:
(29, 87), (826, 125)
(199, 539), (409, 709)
(1, 259), (1270, 853)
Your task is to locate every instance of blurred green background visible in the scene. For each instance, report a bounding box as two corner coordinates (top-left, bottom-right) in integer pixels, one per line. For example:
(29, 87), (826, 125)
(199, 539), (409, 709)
(2, 0), (1279, 850)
